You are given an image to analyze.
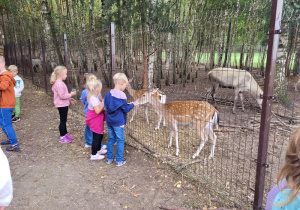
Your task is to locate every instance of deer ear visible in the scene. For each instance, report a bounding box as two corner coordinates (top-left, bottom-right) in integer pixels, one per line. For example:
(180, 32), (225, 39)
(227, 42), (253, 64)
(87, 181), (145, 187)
(150, 88), (159, 94)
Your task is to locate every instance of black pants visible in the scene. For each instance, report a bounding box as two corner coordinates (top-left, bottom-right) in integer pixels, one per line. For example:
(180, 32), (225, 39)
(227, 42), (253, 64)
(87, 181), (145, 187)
(92, 132), (103, 155)
(57, 107), (68, 137)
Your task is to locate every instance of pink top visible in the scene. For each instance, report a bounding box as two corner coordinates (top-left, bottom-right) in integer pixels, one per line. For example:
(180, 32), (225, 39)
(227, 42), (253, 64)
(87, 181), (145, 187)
(51, 80), (71, 107)
(86, 96), (106, 134)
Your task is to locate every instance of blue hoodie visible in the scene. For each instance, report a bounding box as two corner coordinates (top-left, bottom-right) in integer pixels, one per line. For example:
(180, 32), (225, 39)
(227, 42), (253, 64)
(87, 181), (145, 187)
(80, 89), (101, 116)
(104, 89), (134, 127)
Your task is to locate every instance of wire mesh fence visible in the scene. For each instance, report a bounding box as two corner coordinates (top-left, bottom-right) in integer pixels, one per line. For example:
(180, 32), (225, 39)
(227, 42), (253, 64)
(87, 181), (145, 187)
(3, 0), (300, 208)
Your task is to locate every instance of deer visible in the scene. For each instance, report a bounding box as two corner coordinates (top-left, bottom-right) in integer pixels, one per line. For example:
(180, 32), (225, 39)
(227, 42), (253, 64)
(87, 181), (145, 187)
(206, 68), (263, 114)
(126, 80), (167, 130)
(136, 89), (219, 159)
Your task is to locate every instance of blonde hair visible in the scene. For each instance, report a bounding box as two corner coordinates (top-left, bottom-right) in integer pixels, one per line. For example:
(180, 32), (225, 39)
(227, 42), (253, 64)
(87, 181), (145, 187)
(113, 73), (128, 85)
(86, 75), (102, 97)
(8, 65), (18, 72)
(50, 66), (67, 84)
(277, 128), (300, 205)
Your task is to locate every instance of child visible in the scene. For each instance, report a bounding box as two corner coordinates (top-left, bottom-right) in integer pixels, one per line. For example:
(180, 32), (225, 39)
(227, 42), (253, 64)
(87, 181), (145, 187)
(8, 65), (24, 123)
(266, 128), (300, 209)
(85, 75), (107, 160)
(0, 56), (19, 151)
(104, 73), (138, 166)
(80, 73), (106, 150)
(0, 147), (13, 209)
(50, 66), (76, 143)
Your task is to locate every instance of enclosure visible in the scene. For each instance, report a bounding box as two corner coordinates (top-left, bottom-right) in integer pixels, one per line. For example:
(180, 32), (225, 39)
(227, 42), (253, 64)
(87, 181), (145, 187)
(2, 0), (300, 209)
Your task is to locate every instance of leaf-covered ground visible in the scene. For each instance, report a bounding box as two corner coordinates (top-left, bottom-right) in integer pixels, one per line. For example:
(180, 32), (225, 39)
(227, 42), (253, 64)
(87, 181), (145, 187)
(2, 77), (227, 210)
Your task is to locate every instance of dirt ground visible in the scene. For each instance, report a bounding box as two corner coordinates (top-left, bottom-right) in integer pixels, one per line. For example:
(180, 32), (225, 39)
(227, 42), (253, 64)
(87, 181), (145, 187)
(2, 78), (228, 210)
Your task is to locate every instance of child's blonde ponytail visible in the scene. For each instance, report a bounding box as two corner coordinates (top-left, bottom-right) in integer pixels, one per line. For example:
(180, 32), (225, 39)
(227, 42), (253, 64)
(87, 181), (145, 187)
(50, 66), (67, 84)
(86, 75), (102, 92)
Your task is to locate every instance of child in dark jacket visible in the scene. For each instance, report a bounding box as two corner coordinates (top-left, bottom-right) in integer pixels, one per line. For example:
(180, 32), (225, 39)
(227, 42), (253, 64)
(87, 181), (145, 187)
(104, 73), (138, 166)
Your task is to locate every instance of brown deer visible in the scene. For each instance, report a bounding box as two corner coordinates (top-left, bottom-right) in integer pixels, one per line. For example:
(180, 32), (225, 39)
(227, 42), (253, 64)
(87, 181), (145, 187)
(126, 81), (166, 130)
(206, 68), (263, 113)
(137, 89), (219, 159)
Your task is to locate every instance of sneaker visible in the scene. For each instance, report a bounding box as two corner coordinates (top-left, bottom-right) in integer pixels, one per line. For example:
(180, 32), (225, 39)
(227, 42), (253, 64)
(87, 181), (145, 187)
(97, 148), (107, 155)
(12, 117), (20, 123)
(1, 138), (10, 145)
(106, 157), (116, 164)
(59, 136), (72, 143)
(11, 113), (15, 118)
(116, 158), (126, 167)
(101, 144), (107, 150)
(6, 144), (20, 151)
(90, 154), (105, 160)
(85, 144), (92, 148)
(65, 133), (74, 140)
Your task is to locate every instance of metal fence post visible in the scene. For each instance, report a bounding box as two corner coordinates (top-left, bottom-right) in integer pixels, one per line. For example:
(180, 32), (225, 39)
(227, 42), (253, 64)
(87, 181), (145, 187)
(28, 39), (33, 83)
(41, 37), (48, 94)
(63, 33), (70, 90)
(19, 41), (24, 76)
(253, 0), (283, 209)
(110, 22), (116, 89)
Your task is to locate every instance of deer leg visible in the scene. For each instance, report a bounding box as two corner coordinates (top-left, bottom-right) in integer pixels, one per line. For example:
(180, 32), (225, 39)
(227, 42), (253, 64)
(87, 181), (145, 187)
(130, 107), (138, 122)
(163, 116), (166, 127)
(155, 114), (163, 130)
(174, 121), (179, 156)
(208, 129), (217, 160)
(168, 130), (174, 148)
(233, 89), (239, 114)
(145, 106), (149, 124)
(192, 131), (207, 159)
(239, 92), (245, 112)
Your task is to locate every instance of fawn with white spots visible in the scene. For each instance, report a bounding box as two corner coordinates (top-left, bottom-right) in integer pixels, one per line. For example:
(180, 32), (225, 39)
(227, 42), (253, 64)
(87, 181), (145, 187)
(126, 80), (166, 130)
(137, 89), (219, 159)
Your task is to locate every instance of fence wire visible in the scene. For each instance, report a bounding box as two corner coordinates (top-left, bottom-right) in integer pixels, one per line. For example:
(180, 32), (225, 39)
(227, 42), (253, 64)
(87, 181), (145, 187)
(4, 3), (300, 209)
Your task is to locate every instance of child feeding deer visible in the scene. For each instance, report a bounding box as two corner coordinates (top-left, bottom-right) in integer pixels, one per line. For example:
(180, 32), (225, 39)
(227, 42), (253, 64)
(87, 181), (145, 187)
(136, 89), (219, 160)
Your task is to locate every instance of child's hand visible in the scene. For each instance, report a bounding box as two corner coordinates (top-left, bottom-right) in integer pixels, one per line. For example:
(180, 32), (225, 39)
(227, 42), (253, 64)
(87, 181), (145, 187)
(133, 102), (139, 107)
(70, 98), (77, 105)
(99, 96), (103, 102)
(70, 91), (76, 96)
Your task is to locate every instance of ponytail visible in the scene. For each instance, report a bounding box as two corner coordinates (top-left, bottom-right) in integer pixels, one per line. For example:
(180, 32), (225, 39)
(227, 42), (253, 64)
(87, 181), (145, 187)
(50, 66), (67, 84)
(86, 75), (102, 92)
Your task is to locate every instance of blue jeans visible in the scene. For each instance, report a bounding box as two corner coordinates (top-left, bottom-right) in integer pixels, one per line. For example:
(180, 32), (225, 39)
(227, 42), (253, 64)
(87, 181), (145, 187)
(0, 108), (18, 145)
(84, 125), (93, 146)
(107, 125), (124, 162)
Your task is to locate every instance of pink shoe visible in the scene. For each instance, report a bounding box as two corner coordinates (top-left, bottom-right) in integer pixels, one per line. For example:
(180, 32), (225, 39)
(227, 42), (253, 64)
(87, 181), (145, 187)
(65, 133), (74, 140)
(59, 136), (72, 143)
(97, 148), (107, 155)
(90, 154), (105, 160)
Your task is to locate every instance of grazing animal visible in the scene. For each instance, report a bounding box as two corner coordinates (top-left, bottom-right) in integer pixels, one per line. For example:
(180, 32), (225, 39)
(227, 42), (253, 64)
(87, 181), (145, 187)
(285, 75), (300, 92)
(206, 68), (263, 113)
(126, 81), (166, 130)
(137, 89), (219, 159)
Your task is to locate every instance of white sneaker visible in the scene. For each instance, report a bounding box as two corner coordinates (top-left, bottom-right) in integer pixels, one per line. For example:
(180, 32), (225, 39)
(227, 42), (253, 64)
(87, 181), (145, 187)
(90, 154), (105, 160)
(85, 144), (92, 148)
(97, 148), (107, 155)
(102, 145), (107, 149)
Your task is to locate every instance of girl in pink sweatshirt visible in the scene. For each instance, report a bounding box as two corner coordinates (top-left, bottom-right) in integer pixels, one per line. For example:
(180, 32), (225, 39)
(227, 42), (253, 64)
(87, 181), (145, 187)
(50, 66), (77, 143)
(85, 75), (107, 160)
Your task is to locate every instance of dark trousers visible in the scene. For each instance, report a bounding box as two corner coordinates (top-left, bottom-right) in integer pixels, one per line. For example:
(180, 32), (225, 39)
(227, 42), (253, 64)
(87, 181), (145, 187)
(92, 132), (103, 155)
(57, 107), (68, 137)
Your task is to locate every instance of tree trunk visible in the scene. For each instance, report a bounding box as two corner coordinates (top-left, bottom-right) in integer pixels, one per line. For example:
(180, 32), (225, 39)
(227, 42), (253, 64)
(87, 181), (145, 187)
(40, 0), (64, 67)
